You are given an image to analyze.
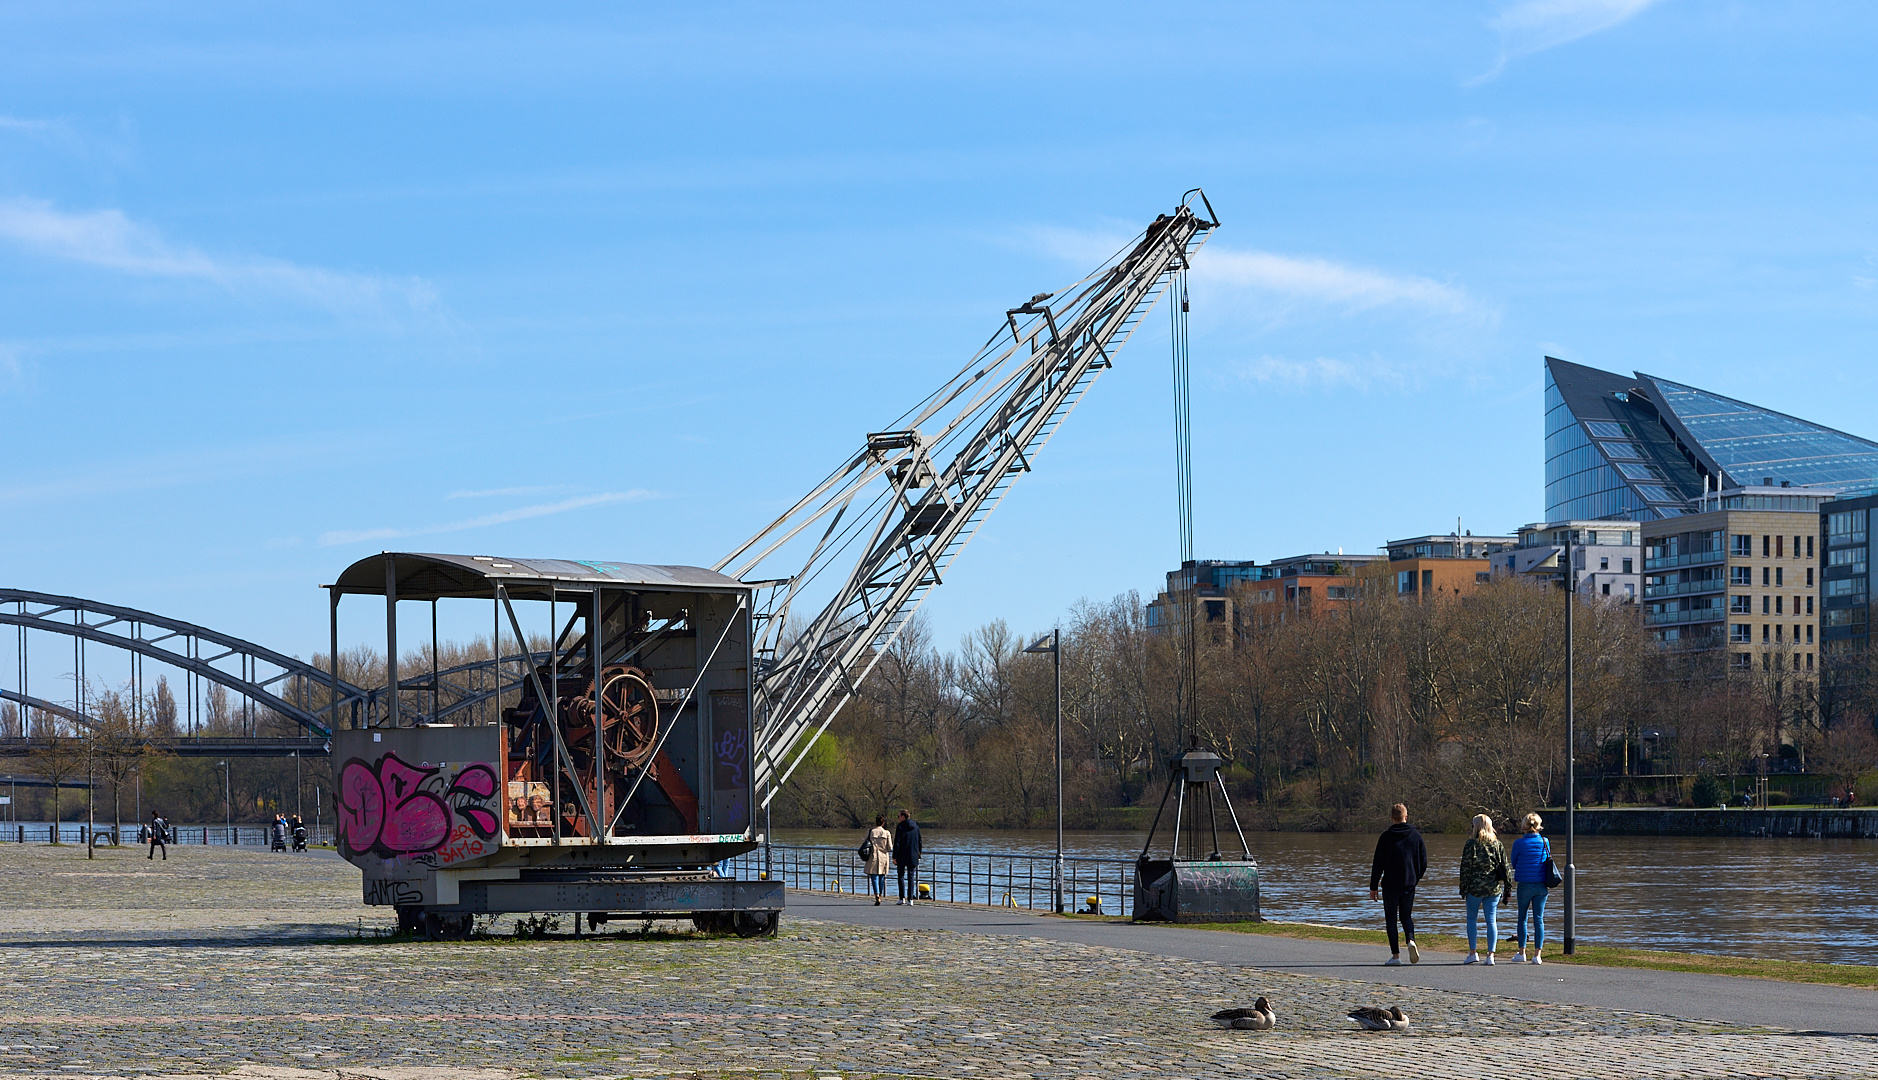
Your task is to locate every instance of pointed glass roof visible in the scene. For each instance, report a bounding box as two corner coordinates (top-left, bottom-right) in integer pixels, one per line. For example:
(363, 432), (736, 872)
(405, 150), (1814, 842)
(1639, 374), (1878, 491)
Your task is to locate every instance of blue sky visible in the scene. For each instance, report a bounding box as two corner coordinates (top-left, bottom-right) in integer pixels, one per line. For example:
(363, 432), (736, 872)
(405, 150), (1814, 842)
(3, 1), (1877, 678)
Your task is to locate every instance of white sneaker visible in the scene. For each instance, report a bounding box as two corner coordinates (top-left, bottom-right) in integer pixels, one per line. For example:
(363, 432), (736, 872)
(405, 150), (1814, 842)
(1463, 953), (1479, 965)
(1513, 950), (1525, 963)
(1407, 941), (1420, 964)
(1484, 953), (1495, 966)
(1531, 953), (1543, 965)
(1383, 956), (1403, 966)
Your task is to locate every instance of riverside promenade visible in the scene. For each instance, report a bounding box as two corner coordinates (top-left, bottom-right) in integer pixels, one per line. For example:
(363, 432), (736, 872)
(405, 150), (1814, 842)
(0, 843), (1872, 1080)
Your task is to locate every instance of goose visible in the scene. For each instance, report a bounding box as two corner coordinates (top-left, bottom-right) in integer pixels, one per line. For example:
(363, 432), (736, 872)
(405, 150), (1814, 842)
(1347, 1005), (1410, 1032)
(1211, 996), (1276, 1030)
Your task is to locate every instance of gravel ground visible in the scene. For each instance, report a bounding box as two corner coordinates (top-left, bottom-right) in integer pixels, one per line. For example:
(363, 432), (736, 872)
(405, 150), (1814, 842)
(0, 842), (1872, 1080)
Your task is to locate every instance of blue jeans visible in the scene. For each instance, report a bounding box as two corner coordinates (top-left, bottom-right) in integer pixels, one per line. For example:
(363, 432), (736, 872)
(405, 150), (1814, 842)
(1465, 893), (1499, 953)
(897, 863), (918, 900)
(868, 873), (886, 897)
(1516, 881), (1547, 951)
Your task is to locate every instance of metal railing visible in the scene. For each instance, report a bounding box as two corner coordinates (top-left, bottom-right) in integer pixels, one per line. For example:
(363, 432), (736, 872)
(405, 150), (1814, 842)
(1643, 549), (1725, 571)
(724, 843), (1135, 915)
(1642, 577), (1727, 599)
(5, 823), (335, 847)
(1644, 605), (1725, 626)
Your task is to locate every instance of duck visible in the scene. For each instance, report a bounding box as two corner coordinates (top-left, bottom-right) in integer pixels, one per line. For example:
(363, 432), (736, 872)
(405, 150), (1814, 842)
(1211, 996), (1276, 1030)
(1347, 1005), (1410, 1032)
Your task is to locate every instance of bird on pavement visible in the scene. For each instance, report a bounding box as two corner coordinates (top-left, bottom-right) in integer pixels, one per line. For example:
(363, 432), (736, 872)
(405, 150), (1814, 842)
(1347, 1005), (1410, 1032)
(1211, 996), (1276, 1030)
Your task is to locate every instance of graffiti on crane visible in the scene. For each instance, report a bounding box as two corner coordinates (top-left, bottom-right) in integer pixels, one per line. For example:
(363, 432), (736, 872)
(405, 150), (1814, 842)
(336, 752), (501, 863)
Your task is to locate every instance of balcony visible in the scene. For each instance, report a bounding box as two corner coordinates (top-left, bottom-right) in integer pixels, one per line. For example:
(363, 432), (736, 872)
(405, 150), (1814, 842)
(1643, 549), (1725, 571)
(1642, 578), (1727, 599)
(1644, 606), (1725, 627)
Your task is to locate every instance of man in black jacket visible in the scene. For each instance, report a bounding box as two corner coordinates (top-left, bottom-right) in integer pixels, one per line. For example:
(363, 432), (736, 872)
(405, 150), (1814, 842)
(892, 809), (923, 906)
(1368, 802), (1427, 965)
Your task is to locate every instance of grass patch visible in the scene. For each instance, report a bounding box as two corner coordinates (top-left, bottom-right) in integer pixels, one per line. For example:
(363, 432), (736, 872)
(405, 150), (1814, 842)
(1146, 917), (1878, 989)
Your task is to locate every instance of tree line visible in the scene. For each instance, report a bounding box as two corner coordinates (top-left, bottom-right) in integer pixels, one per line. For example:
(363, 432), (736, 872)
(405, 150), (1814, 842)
(777, 565), (1878, 832)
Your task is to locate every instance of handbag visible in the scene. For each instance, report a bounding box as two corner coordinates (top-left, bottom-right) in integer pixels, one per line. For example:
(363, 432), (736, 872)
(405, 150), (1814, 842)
(857, 838), (873, 861)
(1543, 857), (1564, 889)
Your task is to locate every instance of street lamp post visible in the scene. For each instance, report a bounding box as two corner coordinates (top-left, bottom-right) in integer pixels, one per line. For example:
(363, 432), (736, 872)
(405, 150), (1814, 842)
(1025, 629), (1063, 913)
(217, 760), (230, 845)
(1563, 532), (1577, 956)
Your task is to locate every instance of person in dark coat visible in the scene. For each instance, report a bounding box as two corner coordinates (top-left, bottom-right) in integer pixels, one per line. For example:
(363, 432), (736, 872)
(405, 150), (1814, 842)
(891, 809), (923, 906)
(1367, 802), (1428, 965)
(146, 812), (168, 861)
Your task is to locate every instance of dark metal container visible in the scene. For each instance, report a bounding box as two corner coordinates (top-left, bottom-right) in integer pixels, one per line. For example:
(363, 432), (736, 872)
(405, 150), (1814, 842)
(1133, 858), (1260, 923)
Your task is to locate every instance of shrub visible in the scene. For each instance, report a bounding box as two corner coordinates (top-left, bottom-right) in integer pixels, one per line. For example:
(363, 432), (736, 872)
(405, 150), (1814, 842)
(1690, 774), (1723, 807)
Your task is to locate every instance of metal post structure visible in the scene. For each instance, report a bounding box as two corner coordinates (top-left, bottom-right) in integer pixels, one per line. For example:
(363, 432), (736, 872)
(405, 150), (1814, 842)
(217, 759), (230, 843)
(1025, 628), (1063, 912)
(1563, 531), (1577, 956)
(384, 554), (400, 728)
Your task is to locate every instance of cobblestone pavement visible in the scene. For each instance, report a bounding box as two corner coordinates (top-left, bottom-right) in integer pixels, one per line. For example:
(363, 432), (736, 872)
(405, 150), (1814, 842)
(1, 843), (1873, 1080)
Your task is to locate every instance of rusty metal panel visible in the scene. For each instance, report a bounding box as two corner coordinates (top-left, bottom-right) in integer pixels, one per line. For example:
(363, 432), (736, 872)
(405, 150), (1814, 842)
(452, 876), (783, 915)
(1133, 859), (1259, 923)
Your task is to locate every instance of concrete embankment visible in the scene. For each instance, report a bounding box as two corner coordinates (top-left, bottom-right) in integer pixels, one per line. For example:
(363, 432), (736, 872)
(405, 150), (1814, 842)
(1569, 807), (1878, 838)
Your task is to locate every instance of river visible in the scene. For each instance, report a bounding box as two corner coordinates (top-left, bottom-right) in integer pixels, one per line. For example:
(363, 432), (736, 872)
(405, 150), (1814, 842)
(775, 826), (1878, 966)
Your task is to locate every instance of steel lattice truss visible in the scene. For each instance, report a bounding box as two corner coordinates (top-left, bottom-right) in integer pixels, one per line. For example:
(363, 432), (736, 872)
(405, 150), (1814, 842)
(1, 588), (370, 738)
(719, 192), (1218, 801)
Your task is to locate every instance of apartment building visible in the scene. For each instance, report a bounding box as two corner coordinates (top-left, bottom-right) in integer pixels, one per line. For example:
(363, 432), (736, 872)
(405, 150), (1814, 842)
(1505, 520), (1641, 601)
(1386, 533), (1516, 599)
(1822, 492), (1877, 652)
(1641, 486), (1833, 675)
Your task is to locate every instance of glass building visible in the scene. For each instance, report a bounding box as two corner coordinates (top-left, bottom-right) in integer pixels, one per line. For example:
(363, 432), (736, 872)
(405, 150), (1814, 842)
(1545, 357), (1878, 522)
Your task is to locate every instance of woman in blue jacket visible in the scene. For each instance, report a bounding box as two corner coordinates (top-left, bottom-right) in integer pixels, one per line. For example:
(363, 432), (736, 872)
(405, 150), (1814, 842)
(1509, 812), (1552, 964)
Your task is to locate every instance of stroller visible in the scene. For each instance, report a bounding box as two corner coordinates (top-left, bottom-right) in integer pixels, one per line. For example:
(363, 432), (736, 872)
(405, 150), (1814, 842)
(270, 820), (288, 852)
(291, 824), (308, 853)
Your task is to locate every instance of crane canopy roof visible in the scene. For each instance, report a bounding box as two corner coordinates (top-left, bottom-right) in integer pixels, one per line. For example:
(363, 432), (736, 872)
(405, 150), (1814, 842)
(330, 552), (749, 601)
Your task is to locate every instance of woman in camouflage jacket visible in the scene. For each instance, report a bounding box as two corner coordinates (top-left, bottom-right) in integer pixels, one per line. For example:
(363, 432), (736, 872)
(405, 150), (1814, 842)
(1458, 814), (1512, 965)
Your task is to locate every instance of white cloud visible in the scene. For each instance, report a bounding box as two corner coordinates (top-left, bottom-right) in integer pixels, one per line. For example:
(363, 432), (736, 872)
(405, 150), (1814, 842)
(0, 196), (442, 319)
(1472, 0), (1661, 84)
(319, 491), (658, 546)
(1236, 355), (1389, 391)
(1193, 246), (1477, 317)
(447, 485), (558, 500)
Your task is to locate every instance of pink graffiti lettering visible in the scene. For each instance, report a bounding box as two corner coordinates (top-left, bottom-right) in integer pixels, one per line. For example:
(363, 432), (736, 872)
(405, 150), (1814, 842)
(337, 753), (500, 859)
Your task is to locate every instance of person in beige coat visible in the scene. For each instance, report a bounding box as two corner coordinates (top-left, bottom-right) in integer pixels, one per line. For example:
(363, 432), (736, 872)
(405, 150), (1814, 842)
(863, 815), (894, 905)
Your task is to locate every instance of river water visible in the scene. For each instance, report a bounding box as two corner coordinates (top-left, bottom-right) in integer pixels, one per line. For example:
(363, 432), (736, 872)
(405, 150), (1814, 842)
(776, 826), (1878, 966)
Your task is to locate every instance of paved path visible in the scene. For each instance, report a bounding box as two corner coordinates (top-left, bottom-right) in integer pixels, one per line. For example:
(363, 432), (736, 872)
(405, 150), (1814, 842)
(2, 843), (1875, 1080)
(787, 891), (1878, 1035)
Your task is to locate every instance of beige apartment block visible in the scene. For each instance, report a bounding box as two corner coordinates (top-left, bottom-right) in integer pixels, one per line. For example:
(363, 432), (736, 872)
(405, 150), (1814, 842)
(1642, 507), (1821, 681)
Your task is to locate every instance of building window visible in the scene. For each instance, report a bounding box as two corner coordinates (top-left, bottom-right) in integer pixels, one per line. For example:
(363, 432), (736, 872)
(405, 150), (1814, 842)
(1776, 596), (1784, 615)
(1775, 567), (1783, 587)
(1422, 569), (1434, 594)
(1476, 571), (1491, 584)
(1763, 595), (1771, 614)
(1397, 571), (1415, 595)
(1807, 536), (1814, 558)
(1807, 624), (1814, 644)
(1623, 557), (1633, 574)
(1763, 653), (1771, 671)
(1776, 624), (1784, 642)
(1733, 535), (1753, 557)
(1776, 536), (1784, 557)
(1601, 582), (1610, 595)
(1763, 566), (1771, 586)
(1730, 623), (1751, 643)
(1826, 578), (1865, 598)
(1806, 596), (1813, 615)
(1731, 595), (1751, 614)
(1763, 624), (1770, 643)
(1762, 535), (1771, 558)
(1730, 652), (1752, 670)
(1806, 651), (1813, 669)
(1731, 566), (1752, 586)
(1599, 557), (1609, 570)
(1807, 567), (1815, 586)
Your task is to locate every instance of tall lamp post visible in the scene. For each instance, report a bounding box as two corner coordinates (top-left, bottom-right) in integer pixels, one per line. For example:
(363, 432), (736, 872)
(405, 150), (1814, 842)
(1562, 532), (1577, 956)
(1025, 629), (1063, 913)
(216, 760), (231, 845)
